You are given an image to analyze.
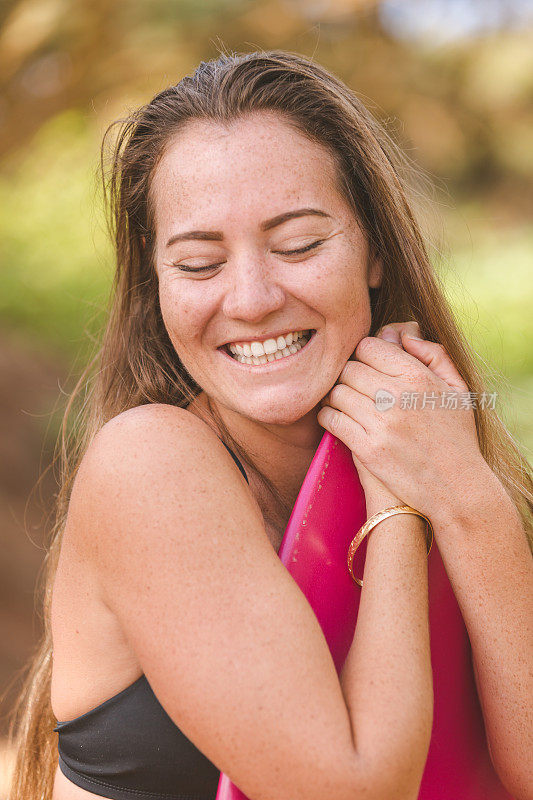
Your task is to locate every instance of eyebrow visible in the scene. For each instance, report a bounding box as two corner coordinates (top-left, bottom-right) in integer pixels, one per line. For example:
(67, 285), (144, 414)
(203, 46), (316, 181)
(165, 208), (332, 248)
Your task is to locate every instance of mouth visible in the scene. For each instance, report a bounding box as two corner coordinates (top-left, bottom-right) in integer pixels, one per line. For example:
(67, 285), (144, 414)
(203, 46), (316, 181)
(218, 329), (317, 367)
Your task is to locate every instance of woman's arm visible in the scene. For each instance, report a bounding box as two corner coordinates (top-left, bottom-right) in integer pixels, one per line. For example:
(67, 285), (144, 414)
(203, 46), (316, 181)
(429, 464), (533, 800)
(71, 403), (433, 800)
(374, 322), (533, 797)
(324, 320), (533, 798)
(339, 497), (433, 787)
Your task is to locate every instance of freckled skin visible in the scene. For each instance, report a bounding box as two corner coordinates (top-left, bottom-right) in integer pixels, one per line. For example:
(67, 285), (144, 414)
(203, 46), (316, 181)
(151, 112), (382, 497)
(152, 112), (381, 415)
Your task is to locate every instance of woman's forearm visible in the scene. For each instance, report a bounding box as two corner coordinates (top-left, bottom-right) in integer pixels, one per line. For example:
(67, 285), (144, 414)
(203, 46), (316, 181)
(339, 512), (433, 798)
(429, 463), (533, 798)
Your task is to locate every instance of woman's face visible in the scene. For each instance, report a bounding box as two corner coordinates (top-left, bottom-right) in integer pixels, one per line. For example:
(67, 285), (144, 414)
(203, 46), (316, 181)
(151, 111), (382, 425)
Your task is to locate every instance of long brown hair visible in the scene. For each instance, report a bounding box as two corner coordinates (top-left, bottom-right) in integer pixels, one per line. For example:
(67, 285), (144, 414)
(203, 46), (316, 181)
(8, 48), (532, 799)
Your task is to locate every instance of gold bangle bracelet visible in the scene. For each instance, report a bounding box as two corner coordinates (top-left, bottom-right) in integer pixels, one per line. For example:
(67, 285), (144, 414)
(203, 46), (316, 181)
(347, 505), (434, 588)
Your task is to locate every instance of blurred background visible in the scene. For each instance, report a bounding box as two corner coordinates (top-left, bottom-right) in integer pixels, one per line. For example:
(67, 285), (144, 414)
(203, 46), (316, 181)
(1, 0), (532, 790)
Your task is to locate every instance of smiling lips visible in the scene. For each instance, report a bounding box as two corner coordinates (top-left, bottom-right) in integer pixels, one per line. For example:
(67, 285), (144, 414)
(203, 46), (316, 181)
(224, 329), (314, 365)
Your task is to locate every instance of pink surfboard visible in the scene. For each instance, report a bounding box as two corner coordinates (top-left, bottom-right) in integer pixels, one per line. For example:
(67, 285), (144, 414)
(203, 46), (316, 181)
(215, 432), (512, 799)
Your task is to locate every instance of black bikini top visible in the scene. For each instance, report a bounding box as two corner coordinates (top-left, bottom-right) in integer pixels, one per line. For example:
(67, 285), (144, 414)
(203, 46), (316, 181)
(53, 441), (248, 800)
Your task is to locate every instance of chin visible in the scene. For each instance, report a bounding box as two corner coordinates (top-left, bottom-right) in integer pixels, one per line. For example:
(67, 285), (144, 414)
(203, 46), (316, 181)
(248, 409), (306, 426)
(229, 395), (321, 426)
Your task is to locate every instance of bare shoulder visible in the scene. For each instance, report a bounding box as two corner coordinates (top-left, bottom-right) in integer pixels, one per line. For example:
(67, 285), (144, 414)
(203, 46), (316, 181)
(87, 402), (223, 468)
(68, 402), (256, 562)
(78, 402), (246, 495)
(61, 403), (362, 800)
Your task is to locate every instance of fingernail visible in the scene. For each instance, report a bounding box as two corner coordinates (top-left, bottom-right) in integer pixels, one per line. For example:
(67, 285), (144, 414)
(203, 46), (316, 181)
(404, 334), (423, 341)
(381, 327), (401, 343)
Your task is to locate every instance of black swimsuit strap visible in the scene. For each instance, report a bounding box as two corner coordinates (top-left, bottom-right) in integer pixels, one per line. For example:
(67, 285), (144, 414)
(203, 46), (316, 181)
(221, 441), (249, 484)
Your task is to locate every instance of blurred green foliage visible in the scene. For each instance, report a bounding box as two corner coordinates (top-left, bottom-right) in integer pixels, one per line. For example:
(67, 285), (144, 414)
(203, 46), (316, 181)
(0, 112), (111, 361)
(0, 0), (531, 458)
(0, 1), (531, 772)
(437, 218), (533, 455)
(0, 109), (530, 455)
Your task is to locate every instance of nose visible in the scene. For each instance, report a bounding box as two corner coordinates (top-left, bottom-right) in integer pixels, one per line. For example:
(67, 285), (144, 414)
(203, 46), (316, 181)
(221, 255), (286, 322)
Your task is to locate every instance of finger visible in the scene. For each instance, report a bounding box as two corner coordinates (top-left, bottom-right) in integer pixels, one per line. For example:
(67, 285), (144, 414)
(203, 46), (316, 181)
(317, 405), (370, 454)
(400, 334), (468, 390)
(334, 362), (392, 403)
(328, 383), (379, 430)
(349, 336), (421, 379)
(376, 320), (421, 347)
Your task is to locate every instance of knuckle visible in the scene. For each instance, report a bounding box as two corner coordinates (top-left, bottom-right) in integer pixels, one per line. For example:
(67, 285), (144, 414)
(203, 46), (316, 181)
(328, 410), (342, 434)
(375, 413), (394, 441)
(366, 433), (386, 461)
(403, 367), (425, 385)
(339, 360), (355, 381)
(330, 384), (343, 404)
(355, 336), (373, 357)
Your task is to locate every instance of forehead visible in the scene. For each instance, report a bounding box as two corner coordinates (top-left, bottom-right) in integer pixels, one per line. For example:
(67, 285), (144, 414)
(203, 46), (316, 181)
(149, 112), (344, 232)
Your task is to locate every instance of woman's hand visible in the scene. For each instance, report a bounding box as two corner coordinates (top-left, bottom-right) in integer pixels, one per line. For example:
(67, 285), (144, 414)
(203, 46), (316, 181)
(317, 320), (485, 522)
(319, 321), (533, 798)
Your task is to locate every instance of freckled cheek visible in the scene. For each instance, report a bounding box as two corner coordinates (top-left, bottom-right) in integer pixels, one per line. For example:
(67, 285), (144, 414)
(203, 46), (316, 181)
(158, 288), (213, 350)
(310, 259), (372, 327)
(306, 269), (371, 368)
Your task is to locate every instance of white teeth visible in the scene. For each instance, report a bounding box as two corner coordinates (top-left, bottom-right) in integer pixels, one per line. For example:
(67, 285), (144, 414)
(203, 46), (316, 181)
(230, 330), (307, 354)
(263, 338), (278, 355)
(226, 330), (313, 365)
(251, 341), (265, 357)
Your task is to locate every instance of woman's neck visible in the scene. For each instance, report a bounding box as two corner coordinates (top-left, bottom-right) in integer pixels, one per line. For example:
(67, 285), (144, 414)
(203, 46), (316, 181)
(187, 391), (323, 519)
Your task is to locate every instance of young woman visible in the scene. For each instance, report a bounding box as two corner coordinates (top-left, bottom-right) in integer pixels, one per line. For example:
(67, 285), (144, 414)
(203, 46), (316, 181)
(9, 51), (532, 800)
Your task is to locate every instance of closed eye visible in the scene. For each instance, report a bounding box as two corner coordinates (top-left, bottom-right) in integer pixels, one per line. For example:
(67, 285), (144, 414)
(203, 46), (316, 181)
(173, 262), (224, 273)
(172, 239), (325, 274)
(274, 239), (325, 256)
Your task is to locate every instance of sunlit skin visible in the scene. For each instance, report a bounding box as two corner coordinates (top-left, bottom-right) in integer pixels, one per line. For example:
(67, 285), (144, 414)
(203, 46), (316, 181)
(150, 112), (533, 796)
(151, 111), (383, 515)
